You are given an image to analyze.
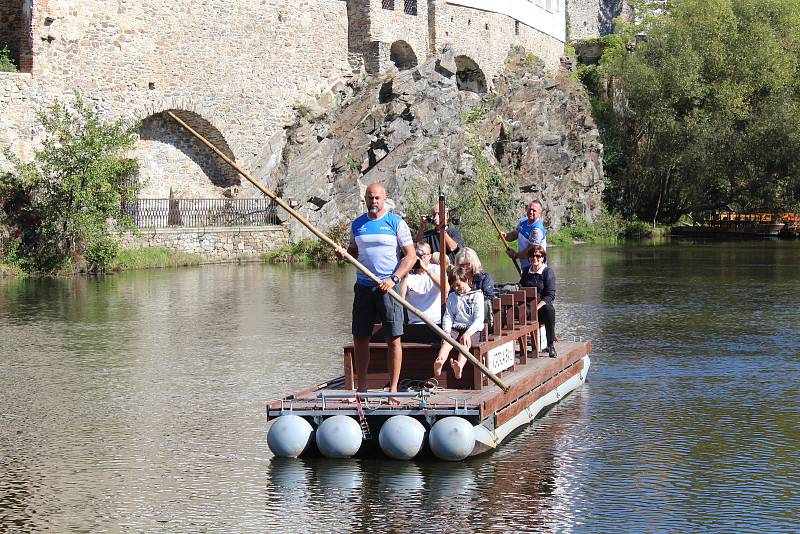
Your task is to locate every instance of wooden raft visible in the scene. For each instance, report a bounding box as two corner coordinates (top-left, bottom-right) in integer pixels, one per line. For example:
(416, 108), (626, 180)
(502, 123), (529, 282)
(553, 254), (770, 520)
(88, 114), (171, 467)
(268, 340), (590, 425)
(267, 287), (591, 427)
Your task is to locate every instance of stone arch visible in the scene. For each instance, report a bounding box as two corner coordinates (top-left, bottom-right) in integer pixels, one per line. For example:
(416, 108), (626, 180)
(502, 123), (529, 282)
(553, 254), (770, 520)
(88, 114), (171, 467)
(455, 55), (487, 94)
(389, 40), (418, 71)
(134, 110), (240, 199)
(1, 0), (33, 72)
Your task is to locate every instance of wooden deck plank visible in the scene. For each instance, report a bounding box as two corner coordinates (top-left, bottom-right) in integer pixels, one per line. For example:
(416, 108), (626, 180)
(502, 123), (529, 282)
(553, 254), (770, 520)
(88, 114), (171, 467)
(267, 340), (591, 416)
(493, 359), (584, 427)
(475, 341), (590, 418)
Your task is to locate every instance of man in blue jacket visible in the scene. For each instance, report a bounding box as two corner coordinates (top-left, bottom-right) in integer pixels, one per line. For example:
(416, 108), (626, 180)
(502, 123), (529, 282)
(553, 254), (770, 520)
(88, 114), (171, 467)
(501, 200), (548, 272)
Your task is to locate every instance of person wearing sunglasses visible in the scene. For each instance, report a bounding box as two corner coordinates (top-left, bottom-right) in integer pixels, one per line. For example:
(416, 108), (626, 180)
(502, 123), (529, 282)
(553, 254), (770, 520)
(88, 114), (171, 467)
(520, 244), (557, 358)
(401, 242), (448, 327)
(501, 200), (547, 272)
(454, 247), (496, 331)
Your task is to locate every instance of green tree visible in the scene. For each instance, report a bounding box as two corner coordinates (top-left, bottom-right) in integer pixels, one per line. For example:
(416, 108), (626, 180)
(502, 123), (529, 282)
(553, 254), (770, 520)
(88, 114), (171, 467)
(1, 95), (140, 273)
(0, 44), (17, 72)
(599, 0), (800, 222)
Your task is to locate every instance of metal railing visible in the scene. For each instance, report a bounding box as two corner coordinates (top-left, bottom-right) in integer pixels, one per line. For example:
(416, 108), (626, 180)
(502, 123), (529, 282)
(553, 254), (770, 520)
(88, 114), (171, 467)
(122, 198), (281, 228)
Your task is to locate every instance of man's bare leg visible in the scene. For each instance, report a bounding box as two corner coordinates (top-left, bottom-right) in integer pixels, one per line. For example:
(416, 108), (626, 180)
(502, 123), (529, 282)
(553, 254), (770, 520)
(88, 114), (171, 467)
(386, 335), (403, 405)
(353, 335), (371, 393)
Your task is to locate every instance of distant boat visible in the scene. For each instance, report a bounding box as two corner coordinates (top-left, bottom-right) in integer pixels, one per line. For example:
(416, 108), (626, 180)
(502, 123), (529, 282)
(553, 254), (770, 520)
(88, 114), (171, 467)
(672, 212), (790, 238)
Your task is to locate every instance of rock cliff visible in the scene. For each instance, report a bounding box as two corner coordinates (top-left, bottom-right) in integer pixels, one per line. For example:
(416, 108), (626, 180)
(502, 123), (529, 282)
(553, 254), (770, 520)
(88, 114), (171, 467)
(255, 46), (603, 238)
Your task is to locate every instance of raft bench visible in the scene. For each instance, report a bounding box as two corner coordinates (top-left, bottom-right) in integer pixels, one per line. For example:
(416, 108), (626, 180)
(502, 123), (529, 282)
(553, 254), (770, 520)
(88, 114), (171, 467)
(343, 288), (541, 391)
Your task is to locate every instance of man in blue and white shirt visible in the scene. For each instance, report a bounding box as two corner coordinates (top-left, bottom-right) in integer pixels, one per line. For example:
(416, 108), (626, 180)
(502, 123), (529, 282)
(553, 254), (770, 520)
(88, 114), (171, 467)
(335, 183), (416, 398)
(501, 200), (548, 272)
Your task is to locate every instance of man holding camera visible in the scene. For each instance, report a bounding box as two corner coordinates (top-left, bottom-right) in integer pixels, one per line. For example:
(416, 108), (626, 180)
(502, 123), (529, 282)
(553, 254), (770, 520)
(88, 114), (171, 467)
(415, 204), (462, 265)
(401, 242), (448, 326)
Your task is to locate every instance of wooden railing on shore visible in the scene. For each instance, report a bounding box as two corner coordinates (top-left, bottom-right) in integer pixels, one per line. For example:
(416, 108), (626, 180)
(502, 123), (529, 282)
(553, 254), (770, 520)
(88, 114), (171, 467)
(712, 211), (799, 224)
(122, 198), (280, 228)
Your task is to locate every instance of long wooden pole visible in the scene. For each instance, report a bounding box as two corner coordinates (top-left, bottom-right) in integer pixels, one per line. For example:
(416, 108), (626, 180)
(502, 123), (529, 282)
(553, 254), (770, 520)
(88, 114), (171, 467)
(477, 193), (521, 275)
(437, 192), (447, 318)
(166, 111), (510, 392)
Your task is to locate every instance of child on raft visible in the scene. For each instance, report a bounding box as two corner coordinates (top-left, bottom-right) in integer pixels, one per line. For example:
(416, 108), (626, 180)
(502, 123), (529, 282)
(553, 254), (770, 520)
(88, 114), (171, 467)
(434, 266), (485, 380)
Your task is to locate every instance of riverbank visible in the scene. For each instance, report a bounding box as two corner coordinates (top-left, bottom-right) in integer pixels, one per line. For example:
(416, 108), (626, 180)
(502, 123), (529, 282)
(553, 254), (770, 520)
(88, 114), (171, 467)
(0, 263), (22, 277)
(0, 247), (204, 277)
(109, 247), (204, 271)
(262, 213), (669, 265)
(0, 217), (669, 276)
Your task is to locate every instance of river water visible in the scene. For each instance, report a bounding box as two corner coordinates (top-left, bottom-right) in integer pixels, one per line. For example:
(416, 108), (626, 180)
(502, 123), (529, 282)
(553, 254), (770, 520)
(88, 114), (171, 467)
(1, 240), (798, 532)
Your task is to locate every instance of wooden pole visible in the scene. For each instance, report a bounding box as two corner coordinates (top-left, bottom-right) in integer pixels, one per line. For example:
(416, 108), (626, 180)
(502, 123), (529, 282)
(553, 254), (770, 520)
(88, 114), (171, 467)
(437, 192), (447, 318)
(477, 193), (521, 275)
(166, 111), (510, 392)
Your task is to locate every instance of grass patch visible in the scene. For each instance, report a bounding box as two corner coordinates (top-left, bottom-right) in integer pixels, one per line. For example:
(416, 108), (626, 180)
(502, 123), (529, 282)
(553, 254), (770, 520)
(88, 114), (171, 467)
(548, 210), (662, 246)
(109, 247), (203, 271)
(0, 262), (24, 277)
(263, 238), (336, 264)
(263, 221), (349, 264)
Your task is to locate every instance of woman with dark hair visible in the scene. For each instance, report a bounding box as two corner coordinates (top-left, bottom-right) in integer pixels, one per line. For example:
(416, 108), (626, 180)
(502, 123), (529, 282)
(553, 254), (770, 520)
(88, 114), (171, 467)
(519, 244), (557, 358)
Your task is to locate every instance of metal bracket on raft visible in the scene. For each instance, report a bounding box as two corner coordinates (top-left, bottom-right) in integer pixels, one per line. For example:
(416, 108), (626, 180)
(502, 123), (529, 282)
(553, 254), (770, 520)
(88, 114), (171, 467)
(279, 399), (294, 415)
(317, 390), (432, 409)
(448, 396), (470, 416)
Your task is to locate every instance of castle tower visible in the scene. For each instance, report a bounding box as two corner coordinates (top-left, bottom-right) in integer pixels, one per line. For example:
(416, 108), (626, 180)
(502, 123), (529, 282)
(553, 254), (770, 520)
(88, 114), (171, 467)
(347, 0), (431, 74)
(569, 0), (631, 41)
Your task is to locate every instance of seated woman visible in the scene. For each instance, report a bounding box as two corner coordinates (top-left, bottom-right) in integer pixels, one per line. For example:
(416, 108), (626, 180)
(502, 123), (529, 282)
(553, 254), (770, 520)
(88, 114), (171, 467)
(434, 267), (484, 380)
(454, 247), (495, 330)
(454, 247), (495, 300)
(519, 245), (557, 358)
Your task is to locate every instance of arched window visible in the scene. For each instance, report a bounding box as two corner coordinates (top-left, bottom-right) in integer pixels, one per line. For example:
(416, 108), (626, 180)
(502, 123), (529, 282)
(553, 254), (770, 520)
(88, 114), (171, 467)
(0, 0), (32, 72)
(135, 110), (240, 199)
(390, 40), (418, 71)
(455, 55), (487, 94)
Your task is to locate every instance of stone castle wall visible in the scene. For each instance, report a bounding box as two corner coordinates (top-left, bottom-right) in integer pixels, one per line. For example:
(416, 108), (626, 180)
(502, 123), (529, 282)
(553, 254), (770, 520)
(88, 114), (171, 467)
(569, 0), (631, 41)
(434, 2), (564, 85)
(120, 226), (290, 262)
(1, 0), (604, 214)
(366, 0), (430, 73)
(0, 72), (34, 162)
(2, 0), (353, 194)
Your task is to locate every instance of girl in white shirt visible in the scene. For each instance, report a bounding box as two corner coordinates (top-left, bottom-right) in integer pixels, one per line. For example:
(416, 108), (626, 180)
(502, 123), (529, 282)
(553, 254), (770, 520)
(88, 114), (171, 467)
(433, 266), (484, 380)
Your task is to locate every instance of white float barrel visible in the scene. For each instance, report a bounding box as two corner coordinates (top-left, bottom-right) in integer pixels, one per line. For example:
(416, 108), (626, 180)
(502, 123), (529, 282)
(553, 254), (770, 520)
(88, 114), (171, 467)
(316, 415), (363, 458)
(429, 417), (476, 461)
(267, 415), (314, 458)
(378, 415), (426, 460)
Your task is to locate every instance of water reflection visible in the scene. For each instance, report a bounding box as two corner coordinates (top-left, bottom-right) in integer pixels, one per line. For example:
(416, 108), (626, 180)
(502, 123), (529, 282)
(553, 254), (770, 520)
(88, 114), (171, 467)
(2, 242), (800, 532)
(262, 391), (576, 533)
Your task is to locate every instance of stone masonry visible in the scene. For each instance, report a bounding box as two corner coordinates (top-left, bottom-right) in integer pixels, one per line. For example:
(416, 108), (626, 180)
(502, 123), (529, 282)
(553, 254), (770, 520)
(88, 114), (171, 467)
(120, 226), (290, 262)
(1, 0), (607, 259)
(569, 0), (631, 41)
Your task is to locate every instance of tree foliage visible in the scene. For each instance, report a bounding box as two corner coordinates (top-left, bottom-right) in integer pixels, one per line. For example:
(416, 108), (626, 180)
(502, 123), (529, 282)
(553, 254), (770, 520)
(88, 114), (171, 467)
(1, 95), (140, 273)
(598, 0), (800, 222)
(401, 105), (520, 256)
(0, 44), (17, 72)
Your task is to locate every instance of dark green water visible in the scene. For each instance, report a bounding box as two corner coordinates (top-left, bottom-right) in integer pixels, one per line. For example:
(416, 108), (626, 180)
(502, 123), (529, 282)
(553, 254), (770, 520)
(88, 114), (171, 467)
(1, 241), (798, 532)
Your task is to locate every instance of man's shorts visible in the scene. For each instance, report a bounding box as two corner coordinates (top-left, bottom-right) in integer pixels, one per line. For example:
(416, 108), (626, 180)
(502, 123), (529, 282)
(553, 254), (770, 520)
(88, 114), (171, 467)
(352, 283), (405, 338)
